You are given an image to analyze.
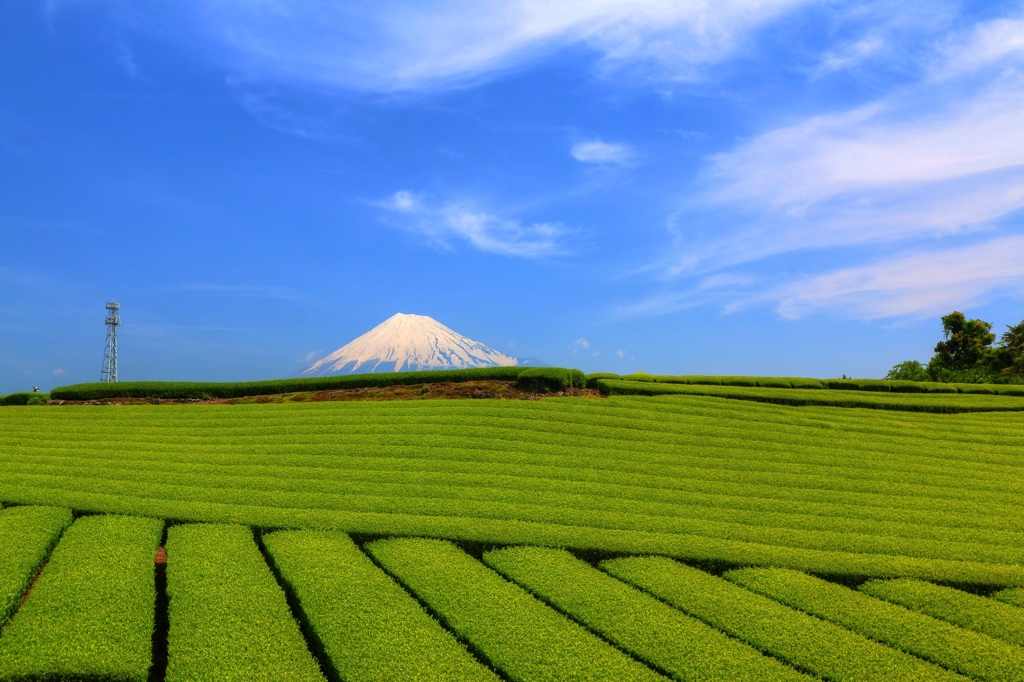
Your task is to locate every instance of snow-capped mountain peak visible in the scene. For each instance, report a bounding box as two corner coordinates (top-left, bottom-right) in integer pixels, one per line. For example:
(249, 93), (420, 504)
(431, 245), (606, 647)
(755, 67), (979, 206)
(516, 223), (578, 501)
(304, 313), (519, 374)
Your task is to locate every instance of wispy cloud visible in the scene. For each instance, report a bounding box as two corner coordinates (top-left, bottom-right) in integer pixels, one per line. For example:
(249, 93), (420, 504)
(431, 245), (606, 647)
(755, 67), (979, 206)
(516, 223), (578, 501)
(115, 40), (140, 78)
(813, 36), (885, 77)
(634, 10), (1024, 320)
(772, 235), (1024, 320)
(622, 235), (1024, 321)
(136, 0), (818, 93)
(230, 83), (353, 142)
(570, 337), (591, 355)
(689, 12), (1024, 269)
(571, 140), (635, 165)
(935, 15), (1024, 79)
(612, 272), (755, 319)
(703, 81), (1024, 216)
(378, 191), (569, 258)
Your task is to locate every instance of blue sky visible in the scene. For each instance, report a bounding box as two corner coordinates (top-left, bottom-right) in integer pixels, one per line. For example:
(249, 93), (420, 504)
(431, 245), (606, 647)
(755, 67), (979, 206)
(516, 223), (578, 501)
(2, 0), (1023, 392)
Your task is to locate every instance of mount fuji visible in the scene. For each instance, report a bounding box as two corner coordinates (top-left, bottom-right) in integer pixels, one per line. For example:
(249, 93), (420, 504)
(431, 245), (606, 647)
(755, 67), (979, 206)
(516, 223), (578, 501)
(304, 313), (543, 375)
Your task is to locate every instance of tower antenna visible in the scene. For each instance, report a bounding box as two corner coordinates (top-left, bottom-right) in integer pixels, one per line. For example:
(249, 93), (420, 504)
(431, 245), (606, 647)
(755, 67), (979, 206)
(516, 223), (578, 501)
(101, 301), (120, 382)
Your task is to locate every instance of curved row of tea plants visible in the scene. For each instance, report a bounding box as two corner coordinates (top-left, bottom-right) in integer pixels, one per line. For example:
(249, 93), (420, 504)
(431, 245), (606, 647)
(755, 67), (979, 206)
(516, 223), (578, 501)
(2, 395), (1024, 585)
(591, 373), (1024, 395)
(49, 366), (537, 401)
(596, 380), (1024, 412)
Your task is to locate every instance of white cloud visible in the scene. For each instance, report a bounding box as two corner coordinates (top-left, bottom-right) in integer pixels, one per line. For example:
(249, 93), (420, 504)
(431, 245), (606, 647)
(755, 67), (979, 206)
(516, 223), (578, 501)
(705, 80), (1024, 214)
(160, 0), (818, 92)
(814, 36), (885, 76)
(615, 349), (625, 357)
(621, 235), (1024, 321)
(655, 22), (1024, 284)
(115, 41), (140, 78)
(379, 191), (568, 258)
(630, 11), (1024, 322)
(389, 190), (422, 212)
(52, 368), (66, 377)
(574, 338), (590, 349)
(231, 85), (352, 142)
(935, 15), (1024, 79)
(772, 235), (1024, 320)
(571, 140), (635, 165)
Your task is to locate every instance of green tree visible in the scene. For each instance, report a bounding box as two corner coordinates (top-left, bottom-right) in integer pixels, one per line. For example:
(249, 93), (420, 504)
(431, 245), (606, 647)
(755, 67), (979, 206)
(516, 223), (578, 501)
(928, 312), (995, 373)
(884, 361), (928, 381)
(995, 320), (1024, 380)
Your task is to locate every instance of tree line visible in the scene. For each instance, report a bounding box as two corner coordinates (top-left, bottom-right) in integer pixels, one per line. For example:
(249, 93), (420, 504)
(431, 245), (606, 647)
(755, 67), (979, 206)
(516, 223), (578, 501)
(886, 312), (1024, 383)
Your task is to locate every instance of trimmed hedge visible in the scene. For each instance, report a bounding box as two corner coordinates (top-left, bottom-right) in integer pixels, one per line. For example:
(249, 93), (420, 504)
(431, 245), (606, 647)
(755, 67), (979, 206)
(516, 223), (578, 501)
(0, 393), (49, 406)
(595, 380), (1024, 413)
(728, 568), (1024, 682)
(965, 384), (1024, 396)
(610, 375), (1024, 395)
(515, 367), (586, 393)
(165, 524), (325, 682)
(634, 376), (825, 389)
(366, 538), (663, 682)
(0, 514), (163, 682)
(50, 366), (548, 401)
(824, 379), (887, 391)
(788, 378), (826, 389)
(585, 373), (621, 389)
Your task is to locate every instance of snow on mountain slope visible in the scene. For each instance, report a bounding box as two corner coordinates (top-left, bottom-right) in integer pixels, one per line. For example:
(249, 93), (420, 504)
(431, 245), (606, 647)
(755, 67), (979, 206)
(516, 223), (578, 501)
(304, 313), (519, 374)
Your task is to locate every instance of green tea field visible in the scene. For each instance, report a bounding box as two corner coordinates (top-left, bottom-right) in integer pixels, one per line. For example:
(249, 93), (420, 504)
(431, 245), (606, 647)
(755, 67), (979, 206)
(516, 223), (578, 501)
(1, 390), (1023, 681)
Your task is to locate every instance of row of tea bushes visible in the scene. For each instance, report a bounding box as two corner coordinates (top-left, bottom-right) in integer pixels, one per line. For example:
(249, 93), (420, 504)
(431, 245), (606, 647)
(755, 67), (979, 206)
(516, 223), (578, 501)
(264, 531), (498, 682)
(48, 367), (537, 401)
(164, 524), (325, 682)
(0, 514), (162, 682)
(366, 538), (663, 682)
(3, 397), (1024, 585)
(603, 557), (963, 682)
(0, 393), (49, 406)
(727, 568), (1024, 682)
(590, 373), (1024, 395)
(4, 515), (1024, 682)
(594, 380), (1024, 412)
(484, 546), (809, 682)
(0, 506), (71, 628)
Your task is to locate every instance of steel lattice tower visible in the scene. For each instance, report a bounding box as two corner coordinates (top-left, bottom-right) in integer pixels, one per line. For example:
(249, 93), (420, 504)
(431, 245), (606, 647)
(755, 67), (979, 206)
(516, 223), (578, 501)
(101, 301), (120, 382)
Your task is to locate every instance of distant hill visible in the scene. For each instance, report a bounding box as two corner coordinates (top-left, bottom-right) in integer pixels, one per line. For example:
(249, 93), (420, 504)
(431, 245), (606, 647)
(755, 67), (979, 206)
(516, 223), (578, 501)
(304, 313), (541, 374)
